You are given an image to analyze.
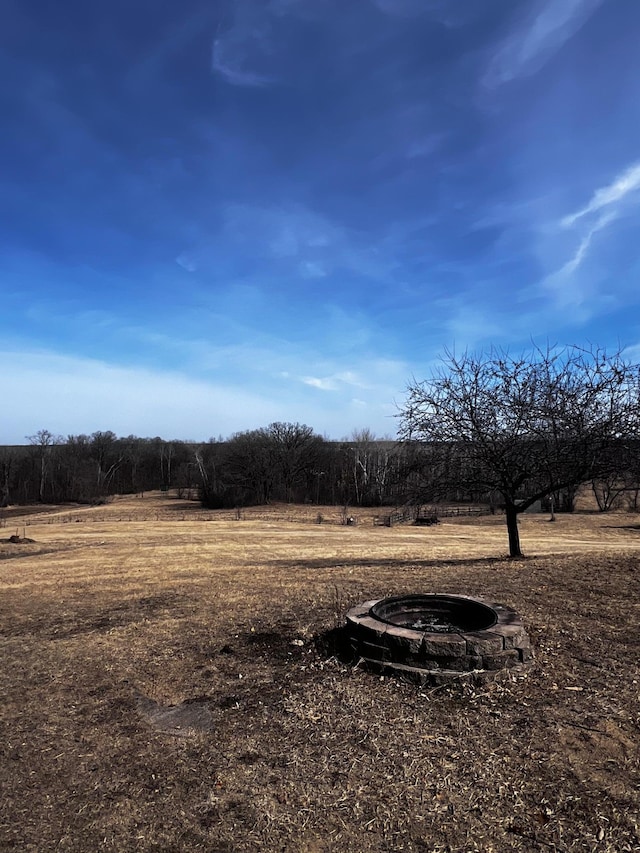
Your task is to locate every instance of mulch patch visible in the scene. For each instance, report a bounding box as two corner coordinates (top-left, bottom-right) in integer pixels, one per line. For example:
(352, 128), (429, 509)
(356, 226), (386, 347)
(1, 534), (37, 544)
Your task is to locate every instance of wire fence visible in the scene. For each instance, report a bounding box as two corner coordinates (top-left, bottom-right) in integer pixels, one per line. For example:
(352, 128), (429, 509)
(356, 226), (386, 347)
(1, 503), (492, 529)
(2, 509), (356, 528)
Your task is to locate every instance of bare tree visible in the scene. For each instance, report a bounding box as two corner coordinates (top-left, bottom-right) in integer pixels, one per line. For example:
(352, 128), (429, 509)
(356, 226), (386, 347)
(349, 428), (373, 505)
(89, 431), (123, 497)
(399, 345), (640, 557)
(196, 423), (326, 508)
(159, 440), (175, 491)
(225, 428), (276, 505)
(0, 447), (16, 508)
(268, 422), (323, 502)
(27, 429), (62, 502)
(591, 474), (627, 512)
(348, 429), (398, 506)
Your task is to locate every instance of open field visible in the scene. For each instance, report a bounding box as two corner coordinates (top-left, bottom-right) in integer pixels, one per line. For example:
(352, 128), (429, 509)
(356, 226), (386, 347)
(1, 493), (639, 852)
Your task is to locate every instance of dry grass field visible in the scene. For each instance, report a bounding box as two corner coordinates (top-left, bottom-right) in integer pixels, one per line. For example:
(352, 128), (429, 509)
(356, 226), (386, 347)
(1, 493), (639, 852)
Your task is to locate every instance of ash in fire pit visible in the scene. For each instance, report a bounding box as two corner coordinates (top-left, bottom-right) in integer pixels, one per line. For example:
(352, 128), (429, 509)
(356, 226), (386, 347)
(371, 594), (497, 633)
(346, 594), (531, 686)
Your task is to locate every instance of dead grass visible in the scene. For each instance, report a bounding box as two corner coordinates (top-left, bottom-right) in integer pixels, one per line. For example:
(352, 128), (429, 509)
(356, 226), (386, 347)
(1, 493), (639, 852)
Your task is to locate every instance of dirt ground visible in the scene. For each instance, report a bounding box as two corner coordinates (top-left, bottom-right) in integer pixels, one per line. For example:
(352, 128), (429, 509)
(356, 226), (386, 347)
(0, 493), (639, 852)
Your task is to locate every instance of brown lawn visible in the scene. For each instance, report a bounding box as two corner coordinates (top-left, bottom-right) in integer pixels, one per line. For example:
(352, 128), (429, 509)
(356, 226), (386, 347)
(0, 493), (639, 852)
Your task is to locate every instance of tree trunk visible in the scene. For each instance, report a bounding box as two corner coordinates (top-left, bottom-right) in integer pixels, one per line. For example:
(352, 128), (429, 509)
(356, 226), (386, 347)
(505, 502), (522, 557)
(39, 455), (46, 503)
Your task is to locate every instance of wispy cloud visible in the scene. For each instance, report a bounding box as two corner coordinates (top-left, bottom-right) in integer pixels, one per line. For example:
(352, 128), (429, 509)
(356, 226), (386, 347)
(538, 216), (614, 314)
(302, 376), (337, 391)
(623, 342), (640, 362)
(0, 348), (283, 442)
(444, 303), (504, 349)
(301, 371), (367, 392)
(534, 160), (640, 304)
(533, 160), (640, 313)
(177, 202), (395, 284)
(129, 6), (215, 89)
(559, 211), (616, 275)
(484, 0), (603, 87)
(0, 341), (408, 443)
(299, 261), (327, 279)
(211, 54), (274, 88)
(561, 161), (640, 227)
(539, 270), (595, 315)
(211, 2), (277, 88)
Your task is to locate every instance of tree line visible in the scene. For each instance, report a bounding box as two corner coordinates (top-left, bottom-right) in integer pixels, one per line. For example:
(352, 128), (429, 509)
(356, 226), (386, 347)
(0, 426), (407, 509)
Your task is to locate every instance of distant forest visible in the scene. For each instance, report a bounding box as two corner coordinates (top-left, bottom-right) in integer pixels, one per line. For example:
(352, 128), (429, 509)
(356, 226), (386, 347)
(3, 422), (638, 514)
(0, 424), (409, 509)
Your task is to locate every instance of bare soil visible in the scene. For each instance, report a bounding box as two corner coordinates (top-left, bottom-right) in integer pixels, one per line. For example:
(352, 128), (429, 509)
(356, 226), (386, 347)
(0, 493), (639, 852)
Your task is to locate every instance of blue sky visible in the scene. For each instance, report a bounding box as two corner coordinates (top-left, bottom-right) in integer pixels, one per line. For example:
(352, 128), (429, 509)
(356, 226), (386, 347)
(3, 0), (640, 442)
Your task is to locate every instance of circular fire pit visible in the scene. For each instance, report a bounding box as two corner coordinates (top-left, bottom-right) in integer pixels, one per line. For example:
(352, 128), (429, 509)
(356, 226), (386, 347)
(346, 594), (532, 686)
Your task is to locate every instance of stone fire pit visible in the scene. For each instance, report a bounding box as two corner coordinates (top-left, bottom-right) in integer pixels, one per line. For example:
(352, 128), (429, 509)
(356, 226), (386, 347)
(346, 594), (532, 685)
